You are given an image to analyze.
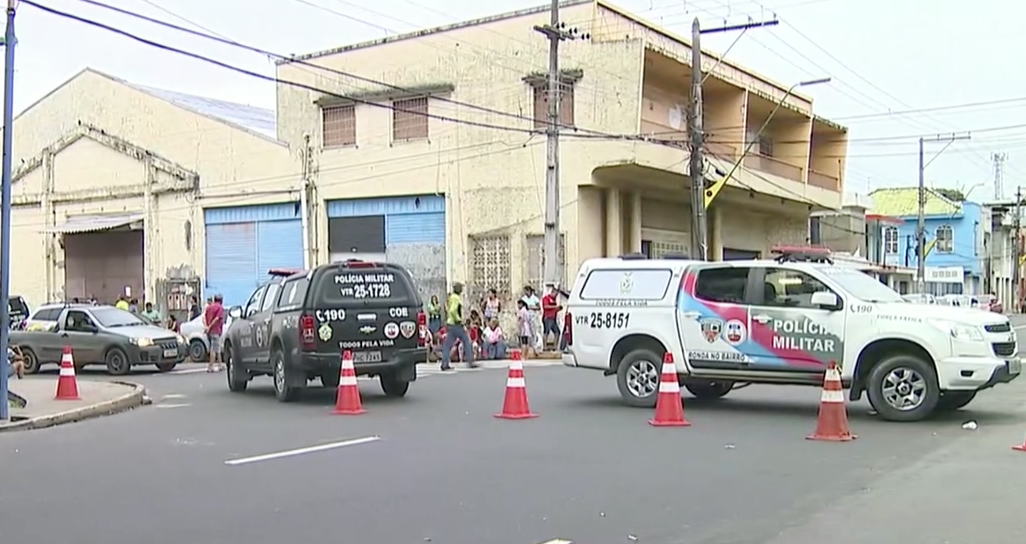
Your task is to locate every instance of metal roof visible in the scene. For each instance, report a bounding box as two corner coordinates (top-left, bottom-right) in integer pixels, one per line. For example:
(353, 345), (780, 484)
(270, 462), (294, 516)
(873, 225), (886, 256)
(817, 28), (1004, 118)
(43, 213), (144, 234)
(128, 85), (277, 139)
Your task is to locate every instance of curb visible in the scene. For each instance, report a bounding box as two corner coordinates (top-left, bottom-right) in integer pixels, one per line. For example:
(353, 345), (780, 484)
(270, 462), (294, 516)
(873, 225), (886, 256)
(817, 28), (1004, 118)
(0, 381), (147, 433)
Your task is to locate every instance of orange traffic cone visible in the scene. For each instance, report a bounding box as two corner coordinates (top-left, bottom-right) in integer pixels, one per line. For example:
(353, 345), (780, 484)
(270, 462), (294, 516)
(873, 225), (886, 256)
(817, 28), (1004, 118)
(494, 350), (538, 419)
(649, 352), (690, 427)
(1013, 435), (1026, 452)
(807, 361), (856, 442)
(332, 350), (365, 415)
(55, 346), (81, 401)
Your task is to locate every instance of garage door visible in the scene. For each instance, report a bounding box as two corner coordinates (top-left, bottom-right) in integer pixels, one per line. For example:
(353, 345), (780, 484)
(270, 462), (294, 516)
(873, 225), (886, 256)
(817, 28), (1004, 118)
(327, 195), (446, 302)
(64, 230), (144, 304)
(204, 203), (303, 307)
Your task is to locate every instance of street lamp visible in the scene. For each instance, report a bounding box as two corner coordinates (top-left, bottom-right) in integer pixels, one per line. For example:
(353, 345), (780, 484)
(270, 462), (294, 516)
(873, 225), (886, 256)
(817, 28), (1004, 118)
(705, 77), (832, 208)
(0, 0), (18, 421)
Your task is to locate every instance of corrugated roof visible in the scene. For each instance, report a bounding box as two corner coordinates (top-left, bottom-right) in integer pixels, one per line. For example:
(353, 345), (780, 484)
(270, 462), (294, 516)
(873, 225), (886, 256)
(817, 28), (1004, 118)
(43, 213), (144, 234)
(128, 84), (277, 139)
(868, 187), (961, 217)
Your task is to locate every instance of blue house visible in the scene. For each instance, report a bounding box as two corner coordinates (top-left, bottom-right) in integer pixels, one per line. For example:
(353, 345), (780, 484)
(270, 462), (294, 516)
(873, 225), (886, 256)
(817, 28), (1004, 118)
(871, 187), (983, 295)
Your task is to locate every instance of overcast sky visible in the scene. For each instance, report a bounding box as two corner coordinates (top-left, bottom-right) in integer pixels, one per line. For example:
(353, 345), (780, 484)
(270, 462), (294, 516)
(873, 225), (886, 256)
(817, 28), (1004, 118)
(11, 0), (1025, 201)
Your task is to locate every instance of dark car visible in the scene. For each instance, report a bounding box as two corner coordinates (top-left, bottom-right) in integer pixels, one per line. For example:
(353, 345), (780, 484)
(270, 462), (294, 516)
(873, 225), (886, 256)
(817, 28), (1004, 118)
(222, 260), (428, 402)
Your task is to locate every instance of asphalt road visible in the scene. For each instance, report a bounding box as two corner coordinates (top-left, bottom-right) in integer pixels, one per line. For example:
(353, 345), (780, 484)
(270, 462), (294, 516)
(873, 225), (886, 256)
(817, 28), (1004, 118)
(5, 354), (1025, 544)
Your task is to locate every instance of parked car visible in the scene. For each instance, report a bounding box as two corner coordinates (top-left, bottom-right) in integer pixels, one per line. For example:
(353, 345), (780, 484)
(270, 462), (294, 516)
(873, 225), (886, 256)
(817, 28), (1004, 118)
(938, 294), (973, 307)
(973, 294), (1003, 314)
(7, 296), (29, 329)
(9, 304), (187, 375)
(179, 313), (235, 362)
(222, 261), (428, 402)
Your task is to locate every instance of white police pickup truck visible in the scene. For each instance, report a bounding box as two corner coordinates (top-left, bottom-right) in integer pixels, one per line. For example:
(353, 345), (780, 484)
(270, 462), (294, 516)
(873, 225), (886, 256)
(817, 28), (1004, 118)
(560, 253), (1020, 422)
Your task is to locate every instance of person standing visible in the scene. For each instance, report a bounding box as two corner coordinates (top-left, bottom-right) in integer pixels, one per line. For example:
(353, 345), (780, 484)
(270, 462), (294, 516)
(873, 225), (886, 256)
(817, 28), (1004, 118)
(188, 295), (201, 321)
(427, 295), (442, 335)
(141, 302), (161, 324)
(440, 282), (476, 371)
(115, 295), (129, 311)
(521, 285), (541, 350)
(541, 284), (562, 351)
(482, 288), (502, 322)
(204, 294), (226, 373)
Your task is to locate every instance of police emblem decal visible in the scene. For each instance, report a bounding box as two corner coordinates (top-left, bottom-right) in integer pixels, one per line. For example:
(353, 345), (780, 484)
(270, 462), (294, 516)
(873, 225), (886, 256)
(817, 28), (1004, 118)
(699, 317), (723, 343)
(317, 323), (333, 342)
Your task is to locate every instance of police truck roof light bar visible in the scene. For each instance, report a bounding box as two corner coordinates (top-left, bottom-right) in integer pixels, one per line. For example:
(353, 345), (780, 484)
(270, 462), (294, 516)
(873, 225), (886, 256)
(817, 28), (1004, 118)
(341, 259), (376, 269)
(267, 268), (305, 277)
(771, 245), (834, 265)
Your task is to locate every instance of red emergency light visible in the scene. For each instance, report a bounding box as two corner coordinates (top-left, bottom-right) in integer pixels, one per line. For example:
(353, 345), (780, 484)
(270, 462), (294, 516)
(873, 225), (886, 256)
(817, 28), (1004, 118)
(771, 245), (833, 264)
(268, 268), (305, 277)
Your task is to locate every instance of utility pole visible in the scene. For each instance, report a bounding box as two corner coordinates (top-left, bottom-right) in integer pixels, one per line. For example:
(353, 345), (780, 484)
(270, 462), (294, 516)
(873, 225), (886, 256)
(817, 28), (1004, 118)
(534, 0), (588, 287)
(0, 0), (18, 422)
(299, 133), (313, 269)
(688, 17), (777, 260)
(1014, 186), (1022, 312)
(916, 133), (971, 294)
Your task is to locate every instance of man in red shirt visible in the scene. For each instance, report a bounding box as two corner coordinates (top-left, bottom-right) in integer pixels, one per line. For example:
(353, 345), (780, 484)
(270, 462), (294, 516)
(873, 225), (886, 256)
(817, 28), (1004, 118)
(204, 294), (226, 373)
(541, 285), (562, 351)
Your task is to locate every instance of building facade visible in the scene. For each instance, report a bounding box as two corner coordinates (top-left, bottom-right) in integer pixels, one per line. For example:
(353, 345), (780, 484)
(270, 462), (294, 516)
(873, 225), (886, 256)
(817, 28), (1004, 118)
(982, 200), (1020, 310)
(872, 188), (984, 295)
(7, 0), (850, 312)
(275, 0), (848, 300)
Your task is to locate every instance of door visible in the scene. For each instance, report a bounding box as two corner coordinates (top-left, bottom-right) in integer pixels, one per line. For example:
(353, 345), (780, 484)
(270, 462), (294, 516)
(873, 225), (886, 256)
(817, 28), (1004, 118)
(677, 265), (756, 370)
(249, 282), (281, 366)
(746, 266), (846, 372)
(62, 310), (106, 363)
(235, 286), (267, 365)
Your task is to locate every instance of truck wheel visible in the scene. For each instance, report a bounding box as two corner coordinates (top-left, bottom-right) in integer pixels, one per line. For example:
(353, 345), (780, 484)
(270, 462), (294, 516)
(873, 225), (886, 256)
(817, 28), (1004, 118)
(380, 372), (410, 397)
(935, 390), (977, 412)
(616, 348), (664, 408)
(866, 354), (939, 422)
(155, 362), (177, 372)
(320, 371), (340, 389)
(683, 380), (733, 400)
(271, 348), (301, 402)
(18, 347), (40, 374)
(105, 348), (131, 376)
(188, 339), (207, 362)
(225, 345), (248, 393)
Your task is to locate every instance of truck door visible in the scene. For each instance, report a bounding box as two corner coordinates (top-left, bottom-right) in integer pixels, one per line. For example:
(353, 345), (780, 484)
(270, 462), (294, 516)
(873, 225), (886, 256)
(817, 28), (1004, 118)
(237, 285), (267, 365)
(250, 282), (280, 365)
(676, 264), (755, 370)
(746, 266), (846, 372)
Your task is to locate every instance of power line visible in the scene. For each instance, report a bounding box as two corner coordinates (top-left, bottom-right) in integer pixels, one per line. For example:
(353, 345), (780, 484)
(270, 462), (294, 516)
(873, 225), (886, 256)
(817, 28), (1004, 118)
(833, 96), (1026, 121)
(67, 0), (621, 139)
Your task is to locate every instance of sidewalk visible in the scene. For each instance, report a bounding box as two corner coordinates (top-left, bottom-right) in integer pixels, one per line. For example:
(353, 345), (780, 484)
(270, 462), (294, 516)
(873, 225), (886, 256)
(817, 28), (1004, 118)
(2, 377), (146, 433)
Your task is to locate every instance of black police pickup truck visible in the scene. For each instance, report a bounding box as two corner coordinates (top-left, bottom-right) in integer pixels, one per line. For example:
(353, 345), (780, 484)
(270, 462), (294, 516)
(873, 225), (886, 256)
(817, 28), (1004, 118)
(222, 260), (428, 402)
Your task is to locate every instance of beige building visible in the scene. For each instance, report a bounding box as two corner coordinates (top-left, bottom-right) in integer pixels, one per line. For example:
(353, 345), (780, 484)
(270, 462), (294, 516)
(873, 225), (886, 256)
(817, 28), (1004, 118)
(8, 0), (849, 312)
(277, 0), (848, 301)
(8, 69), (299, 311)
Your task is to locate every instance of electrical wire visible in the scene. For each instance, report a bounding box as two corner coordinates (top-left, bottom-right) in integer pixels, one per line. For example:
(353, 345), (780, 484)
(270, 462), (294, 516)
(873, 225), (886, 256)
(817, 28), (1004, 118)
(70, 0), (622, 137)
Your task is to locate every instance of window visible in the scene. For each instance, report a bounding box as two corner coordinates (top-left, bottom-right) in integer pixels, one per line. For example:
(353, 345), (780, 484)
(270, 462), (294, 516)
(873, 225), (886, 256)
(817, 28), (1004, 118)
(64, 310), (96, 332)
(935, 225), (954, 253)
(260, 283), (281, 312)
(809, 217), (821, 246)
(821, 267), (902, 303)
(884, 226), (899, 255)
(244, 286), (267, 317)
(533, 82), (575, 129)
(90, 307), (143, 327)
(276, 277), (310, 311)
(694, 267), (749, 304)
(31, 307), (62, 322)
(760, 268), (831, 309)
(758, 136), (773, 157)
(579, 269), (672, 300)
(322, 105), (356, 147)
(392, 96), (429, 141)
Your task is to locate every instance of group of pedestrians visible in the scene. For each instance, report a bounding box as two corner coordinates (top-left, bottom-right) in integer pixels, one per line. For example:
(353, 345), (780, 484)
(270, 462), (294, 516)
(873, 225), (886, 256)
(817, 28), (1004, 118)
(430, 283), (566, 371)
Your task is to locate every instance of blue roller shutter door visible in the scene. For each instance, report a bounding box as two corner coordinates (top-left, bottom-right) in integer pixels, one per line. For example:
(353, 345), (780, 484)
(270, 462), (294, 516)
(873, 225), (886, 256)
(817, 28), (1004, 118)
(257, 220), (304, 275)
(205, 223), (258, 308)
(385, 212), (445, 244)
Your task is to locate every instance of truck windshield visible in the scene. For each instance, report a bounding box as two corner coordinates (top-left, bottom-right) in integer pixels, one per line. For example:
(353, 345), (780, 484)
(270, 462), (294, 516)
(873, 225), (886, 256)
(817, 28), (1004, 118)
(92, 307), (146, 328)
(821, 268), (904, 303)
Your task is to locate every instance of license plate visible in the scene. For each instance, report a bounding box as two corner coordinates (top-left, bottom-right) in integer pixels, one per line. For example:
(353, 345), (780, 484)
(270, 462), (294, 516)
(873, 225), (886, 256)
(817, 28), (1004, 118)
(353, 351), (382, 363)
(163, 348), (178, 358)
(1009, 359), (1022, 375)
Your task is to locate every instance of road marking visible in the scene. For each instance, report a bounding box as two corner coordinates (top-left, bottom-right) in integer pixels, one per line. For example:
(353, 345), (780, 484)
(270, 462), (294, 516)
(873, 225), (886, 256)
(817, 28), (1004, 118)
(162, 393), (187, 399)
(537, 540), (572, 544)
(155, 403), (192, 409)
(1014, 323), (1026, 330)
(224, 436), (382, 466)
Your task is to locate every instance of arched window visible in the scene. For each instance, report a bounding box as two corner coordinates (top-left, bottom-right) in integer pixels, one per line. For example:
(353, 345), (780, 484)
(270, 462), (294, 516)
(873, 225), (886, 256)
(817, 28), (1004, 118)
(884, 226), (899, 254)
(936, 225), (954, 253)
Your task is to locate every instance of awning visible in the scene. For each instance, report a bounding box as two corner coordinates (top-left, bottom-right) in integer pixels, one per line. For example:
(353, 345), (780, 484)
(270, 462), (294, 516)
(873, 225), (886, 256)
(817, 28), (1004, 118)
(42, 213), (144, 234)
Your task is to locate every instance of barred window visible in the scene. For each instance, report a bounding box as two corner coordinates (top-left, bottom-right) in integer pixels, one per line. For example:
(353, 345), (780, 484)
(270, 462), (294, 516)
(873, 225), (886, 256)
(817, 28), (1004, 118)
(392, 97), (429, 141)
(322, 105), (355, 147)
(532, 83), (575, 129)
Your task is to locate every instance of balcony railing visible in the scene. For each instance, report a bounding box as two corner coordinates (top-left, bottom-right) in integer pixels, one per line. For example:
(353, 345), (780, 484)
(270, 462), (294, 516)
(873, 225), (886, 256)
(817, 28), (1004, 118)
(808, 169), (840, 190)
(743, 153), (803, 182)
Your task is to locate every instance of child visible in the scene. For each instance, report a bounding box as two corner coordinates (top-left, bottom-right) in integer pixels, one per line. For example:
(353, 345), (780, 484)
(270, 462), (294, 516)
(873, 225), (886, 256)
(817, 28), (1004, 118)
(516, 299), (535, 359)
(466, 318), (482, 360)
(7, 346), (24, 380)
(482, 318), (507, 360)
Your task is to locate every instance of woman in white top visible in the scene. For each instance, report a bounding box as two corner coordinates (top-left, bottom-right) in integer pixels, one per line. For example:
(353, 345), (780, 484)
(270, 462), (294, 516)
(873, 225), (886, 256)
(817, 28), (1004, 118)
(482, 318), (508, 360)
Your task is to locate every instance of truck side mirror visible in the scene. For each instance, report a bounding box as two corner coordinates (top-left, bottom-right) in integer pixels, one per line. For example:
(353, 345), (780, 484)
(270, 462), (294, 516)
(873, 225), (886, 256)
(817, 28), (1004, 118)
(810, 291), (841, 310)
(229, 306), (243, 319)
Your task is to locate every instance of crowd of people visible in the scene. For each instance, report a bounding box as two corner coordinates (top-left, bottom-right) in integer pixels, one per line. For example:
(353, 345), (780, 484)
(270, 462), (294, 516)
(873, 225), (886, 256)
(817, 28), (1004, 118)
(426, 283), (566, 370)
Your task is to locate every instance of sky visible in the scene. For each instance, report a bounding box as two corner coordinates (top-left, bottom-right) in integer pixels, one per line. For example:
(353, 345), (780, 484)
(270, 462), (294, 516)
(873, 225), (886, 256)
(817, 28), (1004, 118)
(9, 0), (1026, 202)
